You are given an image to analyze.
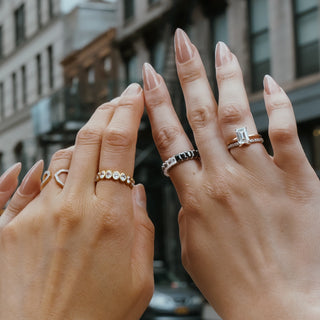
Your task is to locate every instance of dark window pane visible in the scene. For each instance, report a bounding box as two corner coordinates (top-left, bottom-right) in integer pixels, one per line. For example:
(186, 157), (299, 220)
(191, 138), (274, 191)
(252, 59), (270, 91)
(0, 26), (3, 58)
(15, 5), (25, 46)
(48, 45), (54, 89)
(124, 0), (134, 21)
(36, 54), (42, 96)
(295, 0), (318, 14)
(12, 72), (17, 110)
(297, 41), (319, 77)
(48, 0), (54, 18)
(21, 65), (27, 105)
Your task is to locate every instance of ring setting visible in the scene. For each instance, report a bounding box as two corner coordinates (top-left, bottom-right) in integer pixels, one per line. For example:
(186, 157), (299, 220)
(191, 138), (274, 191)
(54, 169), (69, 188)
(227, 127), (263, 150)
(95, 169), (135, 188)
(161, 149), (200, 177)
(41, 170), (52, 190)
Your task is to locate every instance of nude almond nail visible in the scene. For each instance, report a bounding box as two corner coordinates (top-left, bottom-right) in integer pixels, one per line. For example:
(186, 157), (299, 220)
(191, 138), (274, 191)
(264, 75), (281, 95)
(174, 28), (195, 63)
(143, 63), (161, 90)
(215, 42), (233, 67)
(0, 163), (22, 192)
(19, 160), (44, 195)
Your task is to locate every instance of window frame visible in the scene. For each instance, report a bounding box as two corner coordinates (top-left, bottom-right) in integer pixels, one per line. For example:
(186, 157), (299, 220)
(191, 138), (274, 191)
(293, 0), (319, 78)
(248, 0), (271, 92)
(14, 4), (25, 47)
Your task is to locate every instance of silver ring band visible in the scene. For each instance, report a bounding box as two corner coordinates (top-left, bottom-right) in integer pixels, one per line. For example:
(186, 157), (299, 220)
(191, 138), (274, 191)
(161, 150), (200, 177)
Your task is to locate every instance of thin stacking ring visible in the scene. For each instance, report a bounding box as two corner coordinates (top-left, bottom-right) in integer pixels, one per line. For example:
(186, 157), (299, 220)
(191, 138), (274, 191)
(161, 149), (200, 177)
(227, 127), (264, 150)
(95, 169), (135, 189)
(54, 169), (69, 188)
(41, 170), (52, 190)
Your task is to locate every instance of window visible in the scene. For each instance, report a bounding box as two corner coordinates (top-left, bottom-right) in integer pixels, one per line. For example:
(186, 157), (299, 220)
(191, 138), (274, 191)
(12, 72), (17, 111)
(48, 0), (54, 19)
(0, 25), (3, 59)
(36, 54), (42, 96)
(210, 11), (228, 94)
(47, 45), (54, 89)
(0, 82), (4, 119)
(124, 0), (134, 21)
(37, 0), (42, 28)
(249, 0), (271, 91)
(88, 67), (95, 84)
(21, 65), (27, 105)
(14, 4), (25, 46)
(70, 77), (79, 94)
(125, 54), (138, 85)
(294, 0), (319, 77)
(104, 56), (112, 73)
(150, 39), (165, 73)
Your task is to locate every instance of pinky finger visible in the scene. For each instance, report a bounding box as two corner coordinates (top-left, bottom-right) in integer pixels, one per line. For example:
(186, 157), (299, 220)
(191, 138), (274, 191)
(0, 160), (43, 229)
(0, 162), (22, 211)
(263, 75), (313, 175)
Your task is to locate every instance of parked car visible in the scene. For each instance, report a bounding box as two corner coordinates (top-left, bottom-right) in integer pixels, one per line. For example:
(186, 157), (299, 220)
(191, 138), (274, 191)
(141, 262), (204, 320)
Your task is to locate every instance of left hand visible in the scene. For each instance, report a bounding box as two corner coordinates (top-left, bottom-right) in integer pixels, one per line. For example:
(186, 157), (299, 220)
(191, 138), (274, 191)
(0, 84), (154, 320)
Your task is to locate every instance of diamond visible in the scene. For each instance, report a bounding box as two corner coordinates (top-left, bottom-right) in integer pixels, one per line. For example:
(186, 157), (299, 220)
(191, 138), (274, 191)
(120, 173), (126, 182)
(126, 176), (131, 184)
(106, 170), (112, 179)
(236, 127), (250, 146)
(113, 171), (120, 180)
(99, 170), (106, 179)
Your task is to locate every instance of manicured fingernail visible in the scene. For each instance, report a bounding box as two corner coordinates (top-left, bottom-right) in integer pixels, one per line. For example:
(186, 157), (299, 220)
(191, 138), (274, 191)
(174, 28), (195, 63)
(122, 83), (142, 96)
(19, 160), (44, 195)
(264, 75), (281, 95)
(215, 42), (233, 67)
(0, 163), (22, 192)
(133, 184), (147, 209)
(143, 63), (161, 90)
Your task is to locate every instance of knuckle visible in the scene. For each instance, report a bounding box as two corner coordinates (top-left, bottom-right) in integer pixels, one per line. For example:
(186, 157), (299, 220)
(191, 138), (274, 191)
(6, 197), (24, 216)
(53, 198), (81, 229)
(103, 127), (135, 149)
(155, 126), (182, 153)
(219, 103), (246, 125)
(1, 223), (18, 246)
(180, 190), (201, 215)
(51, 148), (73, 162)
(137, 218), (155, 239)
(76, 127), (102, 146)
(216, 67), (240, 82)
(269, 125), (297, 144)
(201, 178), (232, 204)
(145, 92), (167, 109)
(268, 97), (291, 112)
(188, 105), (213, 130)
(118, 97), (136, 109)
(179, 68), (202, 84)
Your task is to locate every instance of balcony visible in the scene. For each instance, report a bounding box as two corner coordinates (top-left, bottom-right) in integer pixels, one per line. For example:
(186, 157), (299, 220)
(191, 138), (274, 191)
(31, 87), (97, 137)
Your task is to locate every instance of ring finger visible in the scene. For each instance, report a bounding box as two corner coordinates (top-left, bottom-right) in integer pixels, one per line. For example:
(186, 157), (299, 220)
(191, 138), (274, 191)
(215, 42), (268, 165)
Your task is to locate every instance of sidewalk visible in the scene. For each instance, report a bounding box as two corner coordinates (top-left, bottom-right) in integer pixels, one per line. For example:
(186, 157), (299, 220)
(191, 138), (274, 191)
(202, 304), (222, 320)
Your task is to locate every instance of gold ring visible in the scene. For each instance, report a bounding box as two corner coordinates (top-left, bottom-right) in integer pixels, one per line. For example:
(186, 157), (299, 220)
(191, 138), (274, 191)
(41, 170), (52, 190)
(95, 169), (135, 189)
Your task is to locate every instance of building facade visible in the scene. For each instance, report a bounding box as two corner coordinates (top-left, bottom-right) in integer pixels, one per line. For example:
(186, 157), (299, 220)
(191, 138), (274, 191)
(0, 0), (117, 174)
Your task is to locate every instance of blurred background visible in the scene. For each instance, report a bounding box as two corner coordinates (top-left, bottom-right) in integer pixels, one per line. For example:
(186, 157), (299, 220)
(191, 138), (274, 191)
(0, 0), (319, 318)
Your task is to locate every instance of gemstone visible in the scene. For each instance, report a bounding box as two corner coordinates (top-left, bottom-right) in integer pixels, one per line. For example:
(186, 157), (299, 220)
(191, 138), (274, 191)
(236, 127), (250, 146)
(113, 171), (120, 180)
(126, 177), (131, 184)
(120, 173), (126, 182)
(99, 170), (106, 179)
(106, 170), (112, 179)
